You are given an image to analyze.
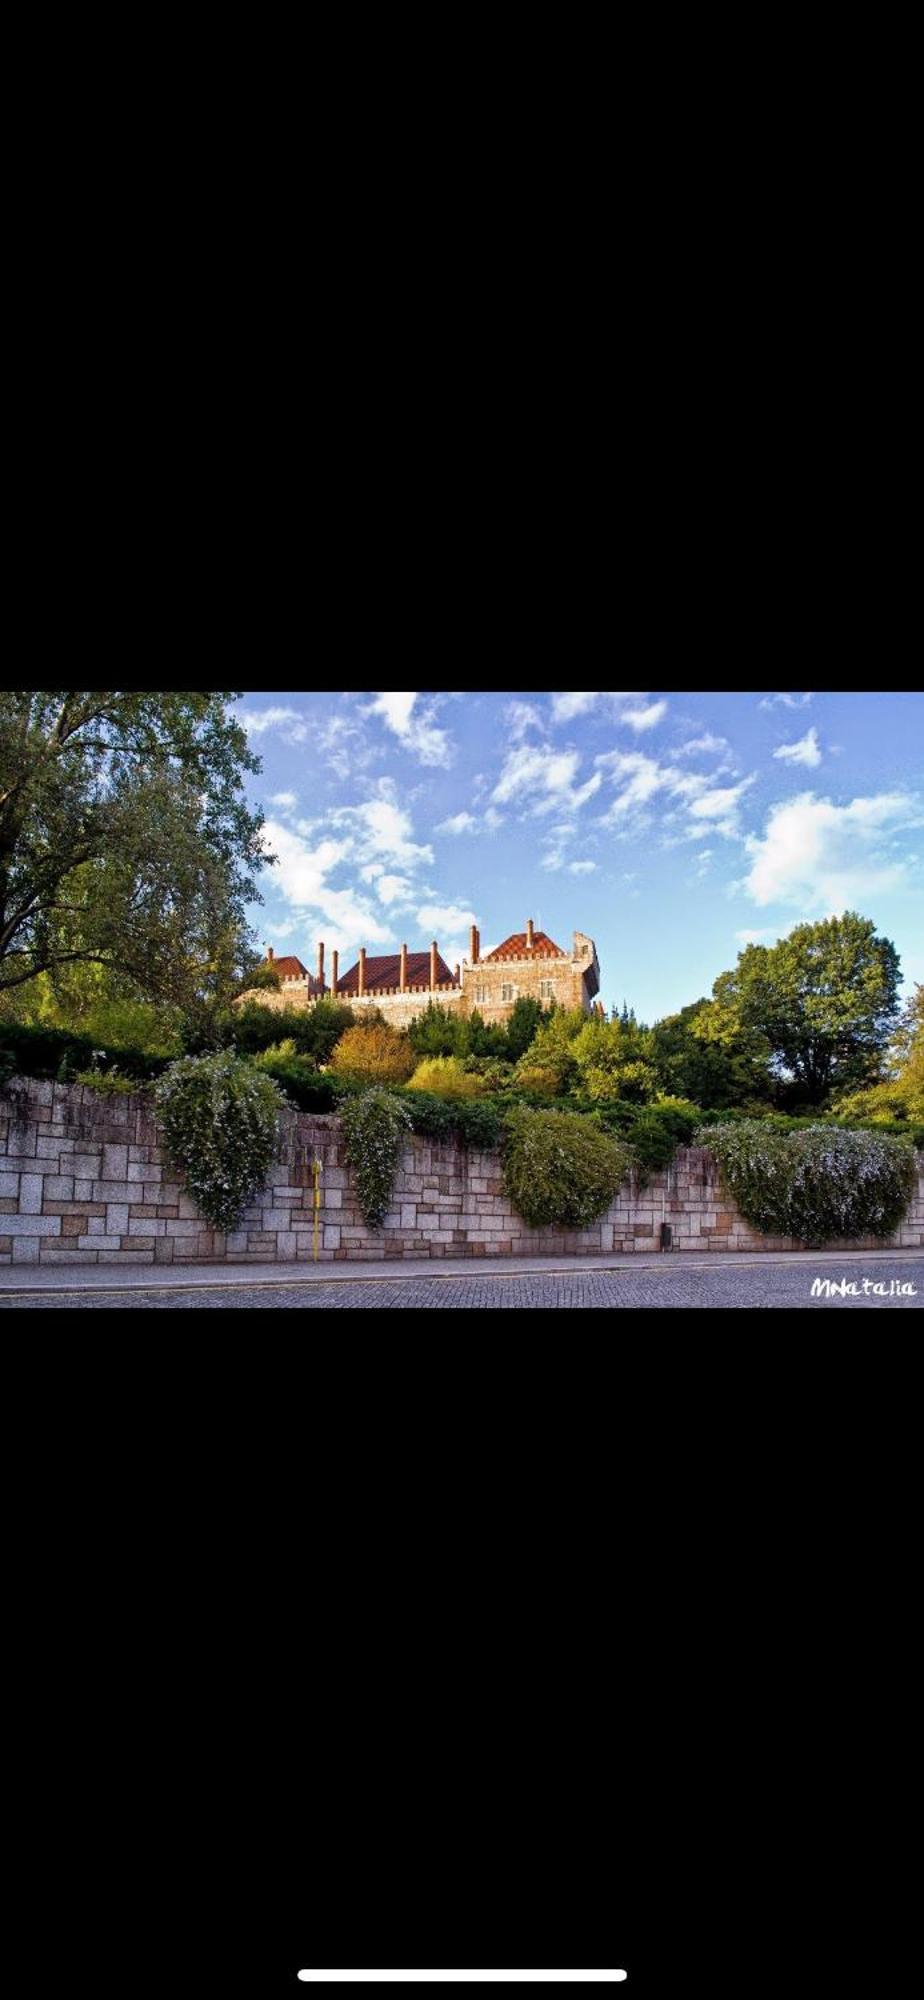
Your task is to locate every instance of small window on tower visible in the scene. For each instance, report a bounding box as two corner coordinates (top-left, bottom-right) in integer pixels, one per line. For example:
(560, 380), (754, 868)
(475, 985), (487, 1005)
(539, 979), (555, 999)
(501, 982), (517, 1003)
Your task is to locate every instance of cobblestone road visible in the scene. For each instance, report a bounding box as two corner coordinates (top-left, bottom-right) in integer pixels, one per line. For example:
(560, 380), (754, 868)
(4, 1256), (922, 1308)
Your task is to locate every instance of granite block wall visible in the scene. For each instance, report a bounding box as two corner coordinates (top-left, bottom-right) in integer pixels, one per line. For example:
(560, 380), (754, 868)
(1, 1081), (922, 1267)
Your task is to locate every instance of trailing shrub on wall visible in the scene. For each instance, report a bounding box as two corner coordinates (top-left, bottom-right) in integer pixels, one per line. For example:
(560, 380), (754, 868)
(502, 1105), (633, 1231)
(697, 1120), (917, 1245)
(153, 1052), (286, 1232)
(340, 1087), (413, 1230)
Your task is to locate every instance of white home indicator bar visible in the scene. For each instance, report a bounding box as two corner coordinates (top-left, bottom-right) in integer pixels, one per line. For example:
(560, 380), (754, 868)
(296, 1978), (628, 1986)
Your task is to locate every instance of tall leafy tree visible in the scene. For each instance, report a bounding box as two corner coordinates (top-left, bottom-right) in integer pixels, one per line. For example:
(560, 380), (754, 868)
(649, 998), (773, 1110)
(0, 692), (269, 1017)
(708, 912), (901, 1107)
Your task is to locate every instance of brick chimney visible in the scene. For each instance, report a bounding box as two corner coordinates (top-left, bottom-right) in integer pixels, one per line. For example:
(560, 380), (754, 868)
(400, 942), (408, 992)
(430, 940), (438, 991)
(331, 949), (339, 996)
(470, 923), (479, 965)
(317, 941), (325, 990)
(526, 918), (534, 949)
(267, 946), (274, 962)
(358, 947), (366, 998)
(454, 963), (460, 986)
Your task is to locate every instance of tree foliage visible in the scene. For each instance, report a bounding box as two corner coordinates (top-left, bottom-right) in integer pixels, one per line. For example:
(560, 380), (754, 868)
(329, 1021), (416, 1086)
(706, 913), (901, 1107)
(0, 693), (269, 1022)
(648, 998), (772, 1111)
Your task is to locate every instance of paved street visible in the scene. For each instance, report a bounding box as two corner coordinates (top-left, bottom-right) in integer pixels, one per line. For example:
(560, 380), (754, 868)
(3, 1256), (921, 1308)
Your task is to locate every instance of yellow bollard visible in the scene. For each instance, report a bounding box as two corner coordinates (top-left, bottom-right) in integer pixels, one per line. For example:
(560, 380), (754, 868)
(313, 1155), (322, 1262)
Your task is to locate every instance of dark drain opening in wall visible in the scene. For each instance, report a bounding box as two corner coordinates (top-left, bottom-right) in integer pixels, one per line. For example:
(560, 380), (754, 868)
(660, 1222), (672, 1250)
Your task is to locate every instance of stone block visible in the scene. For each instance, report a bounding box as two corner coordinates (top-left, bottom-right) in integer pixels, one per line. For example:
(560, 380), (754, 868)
(5, 1213), (61, 1236)
(12, 1236), (41, 1263)
(101, 1143), (129, 1181)
(44, 1174), (76, 1201)
(91, 1180), (131, 1204)
(276, 1232), (297, 1260)
(106, 1203), (130, 1235)
(154, 1238), (175, 1263)
(0, 1171), (19, 1199)
(128, 1216), (165, 1237)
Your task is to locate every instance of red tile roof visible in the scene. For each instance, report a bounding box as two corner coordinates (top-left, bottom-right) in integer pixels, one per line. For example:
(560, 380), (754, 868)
(264, 955), (308, 979)
(337, 950), (457, 994)
(481, 930), (566, 962)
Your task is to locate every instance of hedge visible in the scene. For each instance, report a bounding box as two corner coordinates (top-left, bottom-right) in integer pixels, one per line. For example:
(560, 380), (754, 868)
(0, 1022), (170, 1085)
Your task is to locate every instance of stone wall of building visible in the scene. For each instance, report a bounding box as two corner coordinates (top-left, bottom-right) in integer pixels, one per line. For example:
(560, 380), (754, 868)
(465, 952), (590, 1024)
(2, 1080), (922, 1268)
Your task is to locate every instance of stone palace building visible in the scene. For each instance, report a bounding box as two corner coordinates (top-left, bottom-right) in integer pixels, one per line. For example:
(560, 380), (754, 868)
(239, 919), (602, 1029)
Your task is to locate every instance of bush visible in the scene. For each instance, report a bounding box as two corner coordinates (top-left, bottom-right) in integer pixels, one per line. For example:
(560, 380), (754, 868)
(697, 1119), (917, 1245)
(153, 1051), (287, 1232)
(73, 1068), (139, 1095)
(340, 1087), (413, 1229)
(407, 1056), (487, 1099)
(330, 1023), (416, 1087)
(0, 1022), (170, 1084)
(400, 1090), (507, 1150)
(229, 999), (357, 1064)
(256, 1064), (337, 1114)
(515, 1064), (568, 1098)
(502, 1105), (633, 1230)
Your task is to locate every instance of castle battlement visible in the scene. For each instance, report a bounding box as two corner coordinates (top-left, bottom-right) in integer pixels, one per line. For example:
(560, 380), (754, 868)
(237, 919), (600, 1027)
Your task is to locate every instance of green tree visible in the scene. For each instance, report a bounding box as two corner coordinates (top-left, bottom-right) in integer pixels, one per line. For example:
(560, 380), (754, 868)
(0, 692), (269, 1011)
(649, 998), (772, 1111)
(504, 995), (548, 1061)
(407, 1001), (468, 1059)
(708, 912), (901, 1108)
(834, 983), (924, 1123)
(570, 1015), (657, 1103)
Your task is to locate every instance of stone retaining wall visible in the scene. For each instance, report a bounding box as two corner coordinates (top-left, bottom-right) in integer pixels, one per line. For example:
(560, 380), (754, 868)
(1, 1079), (922, 1267)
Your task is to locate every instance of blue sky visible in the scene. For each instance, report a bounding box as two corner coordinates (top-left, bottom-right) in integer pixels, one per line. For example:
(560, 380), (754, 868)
(232, 690), (924, 1023)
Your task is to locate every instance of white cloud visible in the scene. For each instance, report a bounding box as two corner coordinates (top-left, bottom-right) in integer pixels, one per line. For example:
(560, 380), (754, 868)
(596, 751), (755, 841)
(330, 783), (434, 869)
(436, 811), (477, 836)
(484, 806), (504, 831)
(677, 733), (730, 757)
(505, 700), (546, 741)
(773, 726), (822, 768)
(364, 691), (454, 768)
(492, 745), (601, 816)
(375, 873), (414, 906)
(742, 790), (922, 910)
(551, 692), (645, 722)
(416, 902), (478, 936)
(735, 927), (782, 946)
(621, 700), (668, 732)
(317, 712), (382, 779)
(238, 705), (307, 743)
(262, 819), (392, 953)
(760, 692), (813, 710)
(568, 860), (597, 874)
(686, 776), (757, 837)
(269, 791), (298, 810)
